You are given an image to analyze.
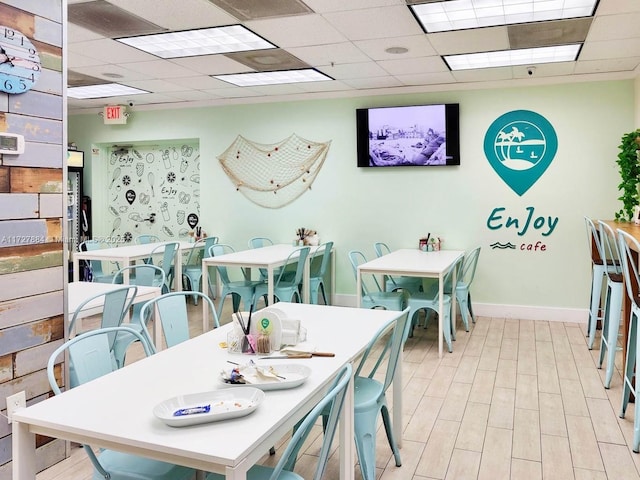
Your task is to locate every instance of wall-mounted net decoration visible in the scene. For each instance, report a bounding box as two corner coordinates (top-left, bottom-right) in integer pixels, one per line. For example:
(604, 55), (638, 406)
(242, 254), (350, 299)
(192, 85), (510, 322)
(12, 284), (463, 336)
(217, 134), (331, 209)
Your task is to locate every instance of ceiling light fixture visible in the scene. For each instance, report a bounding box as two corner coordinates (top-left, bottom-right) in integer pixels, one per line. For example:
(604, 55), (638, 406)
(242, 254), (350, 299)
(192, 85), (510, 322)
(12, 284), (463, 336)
(117, 25), (276, 59)
(444, 44), (581, 70)
(67, 83), (149, 99)
(213, 69), (332, 87)
(410, 0), (598, 33)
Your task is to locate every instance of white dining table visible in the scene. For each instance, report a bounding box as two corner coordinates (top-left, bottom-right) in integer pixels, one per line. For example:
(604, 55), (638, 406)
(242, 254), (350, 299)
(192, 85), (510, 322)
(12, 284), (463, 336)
(73, 241), (199, 292)
(357, 248), (464, 358)
(12, 303), (402, 480)
(201, 244), (311, 331)
(68, 281), (163, 348)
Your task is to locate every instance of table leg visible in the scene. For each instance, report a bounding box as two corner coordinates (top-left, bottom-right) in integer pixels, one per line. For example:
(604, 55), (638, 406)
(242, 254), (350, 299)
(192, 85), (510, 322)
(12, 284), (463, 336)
(356, 270), (362, 308)
(393, 347), (403, 448)
(302, 256), (310, 303)
(438, 272), (444, 358)
(12, 420), (37, 479)
(73, 255), (80, 282)
(268, 267), (275, 305)
(202, 263), (209, 332)
(174, 252), (183, 292)
(340, 372), (356, 480)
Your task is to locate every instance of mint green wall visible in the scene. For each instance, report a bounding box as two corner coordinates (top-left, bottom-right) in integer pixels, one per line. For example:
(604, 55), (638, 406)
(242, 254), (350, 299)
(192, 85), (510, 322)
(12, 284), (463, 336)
(69, 80), (634, 313)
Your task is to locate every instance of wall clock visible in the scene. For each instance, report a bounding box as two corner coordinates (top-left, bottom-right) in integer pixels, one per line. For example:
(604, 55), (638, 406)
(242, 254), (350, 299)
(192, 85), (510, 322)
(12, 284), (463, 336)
(0, 26), (41, 94)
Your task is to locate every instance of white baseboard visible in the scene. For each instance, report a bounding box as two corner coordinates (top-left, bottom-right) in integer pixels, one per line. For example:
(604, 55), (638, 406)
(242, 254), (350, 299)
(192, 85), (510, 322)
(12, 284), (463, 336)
(331, 294), (588, 324)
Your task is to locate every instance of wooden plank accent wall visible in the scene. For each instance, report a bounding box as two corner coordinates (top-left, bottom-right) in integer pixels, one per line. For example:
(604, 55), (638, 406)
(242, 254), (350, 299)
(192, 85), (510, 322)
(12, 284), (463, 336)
(0, 2), (65, 477)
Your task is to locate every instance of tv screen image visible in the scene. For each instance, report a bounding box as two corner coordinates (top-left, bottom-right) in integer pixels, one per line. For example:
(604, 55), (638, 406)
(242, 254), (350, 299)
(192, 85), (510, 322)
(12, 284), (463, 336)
(356, 103), (460, 167)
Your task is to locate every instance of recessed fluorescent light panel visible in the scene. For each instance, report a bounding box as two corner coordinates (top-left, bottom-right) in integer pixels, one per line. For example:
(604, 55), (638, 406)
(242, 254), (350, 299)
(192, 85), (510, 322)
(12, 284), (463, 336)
(117, 25), (276, 59)
(444, 44), (581, 70)
(213, 69), (332, 87)
(67, 83), (149, 99)
(411, 0), (598, 33)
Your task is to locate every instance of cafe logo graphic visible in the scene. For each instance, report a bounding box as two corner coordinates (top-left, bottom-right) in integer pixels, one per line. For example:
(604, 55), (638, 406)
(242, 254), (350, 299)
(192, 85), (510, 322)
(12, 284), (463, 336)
(484, 109), (557, 196)
(483, 110), (559, 252)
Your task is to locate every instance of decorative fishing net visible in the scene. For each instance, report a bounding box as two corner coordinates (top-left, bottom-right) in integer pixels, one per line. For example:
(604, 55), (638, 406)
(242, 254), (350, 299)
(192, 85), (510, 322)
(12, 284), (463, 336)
(217, 134), (331, 209)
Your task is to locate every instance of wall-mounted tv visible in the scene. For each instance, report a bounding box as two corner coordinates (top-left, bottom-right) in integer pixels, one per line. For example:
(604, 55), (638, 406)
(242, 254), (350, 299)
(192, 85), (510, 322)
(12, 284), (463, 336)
(356, 103), (460, 167)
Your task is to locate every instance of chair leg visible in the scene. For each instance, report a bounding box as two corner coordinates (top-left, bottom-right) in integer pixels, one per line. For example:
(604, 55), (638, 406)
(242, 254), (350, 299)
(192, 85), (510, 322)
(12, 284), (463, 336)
(319, 282), (328, 305)
(380, 404), (401, 467)
(602, 284), (623, 389)
(468, 293), (476, 324)
(588, 266), (605, 349)
(598, 286), (611, 369)
(621, 311), (637, 418)
(354, 408), (379, 480)
(456, 290), (470, 332)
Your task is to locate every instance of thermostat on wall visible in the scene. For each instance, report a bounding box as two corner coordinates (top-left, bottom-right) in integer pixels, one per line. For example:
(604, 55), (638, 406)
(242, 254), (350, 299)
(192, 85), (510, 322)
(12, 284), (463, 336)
(0, 133), (24, 154)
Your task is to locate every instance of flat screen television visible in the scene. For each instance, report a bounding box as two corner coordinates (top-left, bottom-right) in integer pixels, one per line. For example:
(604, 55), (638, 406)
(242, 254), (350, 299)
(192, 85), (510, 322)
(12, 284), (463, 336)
(356, 103), (460, 167)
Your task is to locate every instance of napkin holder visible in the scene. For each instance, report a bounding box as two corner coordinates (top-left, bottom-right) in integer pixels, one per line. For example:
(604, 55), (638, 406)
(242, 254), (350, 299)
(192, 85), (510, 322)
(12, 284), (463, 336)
(280, 318), (305, 347)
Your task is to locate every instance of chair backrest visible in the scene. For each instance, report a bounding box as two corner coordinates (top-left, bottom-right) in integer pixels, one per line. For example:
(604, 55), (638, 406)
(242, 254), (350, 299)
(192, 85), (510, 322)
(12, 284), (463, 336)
(310, 241), (333, 278)
(458, 246), (481, 288)
(348, 250), (383, 298)
(203, 236), (219, 259)
(597, 221), (623, 281)
(585, 217), (606, 265)
(149, 241), (179, 279)
(185, 236), (219, 266)
(135, 234), (160, 244)
(618, 229), (640, 309)
(354, 309), (410, 394)
(139, 291), (219, 350)
(68, 286), (138, 352)
(275, 246), (310, 286)
(248, 237), (273, 249)
(272, 363), (352, 480)
(373, 242), (391, 258)
(209, 243), (239, 284)
(47, 326), (153, 478)
(112, 264), (166, 287)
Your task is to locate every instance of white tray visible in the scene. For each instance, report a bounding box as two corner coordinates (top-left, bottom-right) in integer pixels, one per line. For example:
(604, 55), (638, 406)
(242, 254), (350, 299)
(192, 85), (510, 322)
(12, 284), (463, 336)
(153, 387), (265, 427)
(220, 363), (311, 391)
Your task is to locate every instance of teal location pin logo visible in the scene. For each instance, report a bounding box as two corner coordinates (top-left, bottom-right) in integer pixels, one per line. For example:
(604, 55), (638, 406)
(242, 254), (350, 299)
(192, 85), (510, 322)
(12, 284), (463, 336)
(484, 110), (557, 196)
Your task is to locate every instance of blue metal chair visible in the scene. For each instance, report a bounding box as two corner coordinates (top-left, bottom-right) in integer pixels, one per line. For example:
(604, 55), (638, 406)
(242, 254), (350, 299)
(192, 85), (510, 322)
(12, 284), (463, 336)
(617, 228), (640, 452)
(597, 220), (624, 388)
(47, 327), (195, 480)
(350, 308), (410, 480)
(182, 236), (218, 305)
(308, 241), (333, 305)
(373, 242), (422, 295)
(348, 250), (405, 311)
(209, 244), (264, 322)
(139, 291), (219, 349)
(135, 234), (160, 244)
(147, 242), (179, 293)
(254, 247), (311, 305)
(451, 246), (481, 331)
(206, 363), (352, 480)
(248, 237), (283, 282)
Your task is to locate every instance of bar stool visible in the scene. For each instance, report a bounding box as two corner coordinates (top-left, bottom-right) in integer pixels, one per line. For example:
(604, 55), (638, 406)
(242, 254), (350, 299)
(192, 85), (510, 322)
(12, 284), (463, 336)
(585, 217), (612, 349)
(617, 228), (640, 452)
(597, 221), (624, 388)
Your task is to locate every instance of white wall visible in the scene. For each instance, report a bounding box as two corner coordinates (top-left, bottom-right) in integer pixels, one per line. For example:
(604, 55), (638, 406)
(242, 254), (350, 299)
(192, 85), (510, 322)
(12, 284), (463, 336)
(69, 80), (635, 320)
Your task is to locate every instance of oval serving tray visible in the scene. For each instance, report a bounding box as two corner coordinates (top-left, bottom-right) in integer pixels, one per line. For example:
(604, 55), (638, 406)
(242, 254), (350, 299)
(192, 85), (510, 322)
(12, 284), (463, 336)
(220, 363), (311, 391)
(153, 387), (265, 427)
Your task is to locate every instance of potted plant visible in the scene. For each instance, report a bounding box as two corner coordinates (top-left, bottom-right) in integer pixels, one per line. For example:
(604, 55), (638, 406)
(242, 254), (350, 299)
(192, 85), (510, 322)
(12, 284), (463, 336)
(614, 129), (640, 222)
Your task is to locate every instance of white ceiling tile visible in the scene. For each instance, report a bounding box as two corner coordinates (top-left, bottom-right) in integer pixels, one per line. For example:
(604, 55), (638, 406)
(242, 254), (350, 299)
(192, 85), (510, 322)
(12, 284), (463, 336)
(575, 57), (640, 74)
(511, 62), (576, 79)
(164, 90), (220, 101)
(69, 64), (153, 82)
(203, 87), (265, 99)
(428, 27), (510, 55)
(354, 35), (437, 60)
(317, 62), (389, 80)
(395, 71), (458, 86)
(596, 0), (639, 15)
(450, 67), (513, 82)
(108, 0), (238, 30)
(246, 14), (347, 48)
(378, 56), (450, 75)
(167, 76), (232, 90)
(341, 76), (405, 89)
(304, 0), (405, 14)
(587, 12), (640, 41)
(287, 43), (371, 66)
(295, 79), (352, 93)
(170, 55), (252, 75)
(323, 6), (425, 41)
(120, 79), (187, 93)
(68, 51), (104, 69)
(118, 60), (200, 79)
(68, 39), (158, 63)
(580, 38), (640, 60)
(67, 22), (104, 43)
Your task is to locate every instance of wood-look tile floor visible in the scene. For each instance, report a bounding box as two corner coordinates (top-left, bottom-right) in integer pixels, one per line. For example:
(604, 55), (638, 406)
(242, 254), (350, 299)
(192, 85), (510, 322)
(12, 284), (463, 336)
(35, 303), (640, 480)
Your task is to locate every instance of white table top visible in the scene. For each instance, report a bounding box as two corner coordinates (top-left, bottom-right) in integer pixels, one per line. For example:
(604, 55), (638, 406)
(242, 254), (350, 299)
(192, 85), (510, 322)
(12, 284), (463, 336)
(68, 281), (161, 318)
(13, 303), (402, 480)
(74, 241), (194, 261)
(357, 248), (464, 276)
(202, 244), (306, 268)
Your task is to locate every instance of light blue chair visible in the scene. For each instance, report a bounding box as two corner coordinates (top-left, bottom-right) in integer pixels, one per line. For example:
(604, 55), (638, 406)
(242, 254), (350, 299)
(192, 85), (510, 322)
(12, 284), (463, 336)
(348, 250), (405, 311)
(350, 308), (410, 480)
(79, 240), (116, 283)
(308, 241), (333, 305)
(254, 247), (310, 305)
(585, 217), (617, 349)
(47, 327), (196, 480)
(407, 274), (454, 352)
(182, 236), (218, 305)
(67, 286), (139, 370)
(147, 242), (179, 293)
(209, 244), (264, 321)
(597, 220), (624, 388)
(373, 242), (423, 295)
(139, 291), (219, 349)
(135, 234), (160, 244)
(451, 246), (481, 331)
(248, 237), (283, 282)
(206, 363), (352, 480)
(617, 228), (640, 452)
